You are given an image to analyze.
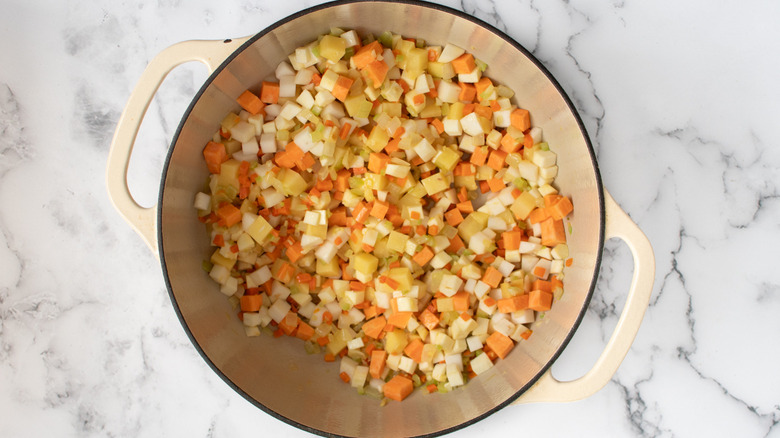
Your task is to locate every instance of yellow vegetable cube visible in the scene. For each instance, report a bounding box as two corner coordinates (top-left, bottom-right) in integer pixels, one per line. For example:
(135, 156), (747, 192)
(210, 249), (236, 270)
(388, 267), (413, 292)
(405, 48), (429, 77)
(344, 95), (372, 119)
(246, 215), (273, 244)
(277, 168), (308, 196)
(421, 172), (450, 196)
(385, 329), (409, 355)
(510, 191), (537, 220)
(433, 147), (461, 173)
(386, 231), (410, 253)
(319, 34), (347, 62)
(316, 257), (341, 278)
(352, 252), (379, 277)
(366, 125), (389, 152)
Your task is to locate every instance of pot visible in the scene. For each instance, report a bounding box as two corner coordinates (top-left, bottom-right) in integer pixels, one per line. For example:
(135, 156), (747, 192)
(107, 1), (655, 436)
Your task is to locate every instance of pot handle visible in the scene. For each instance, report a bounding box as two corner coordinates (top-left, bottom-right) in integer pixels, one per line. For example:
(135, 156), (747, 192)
(106, 37), (251, 254)
(514, 189), (655, 403)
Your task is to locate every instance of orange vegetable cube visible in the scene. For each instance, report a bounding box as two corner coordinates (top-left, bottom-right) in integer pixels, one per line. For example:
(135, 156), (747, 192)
(485, 331), (514, 359)
(418, 309), (440, 330)
(260, 81), (280, 104)
(370, 200), (390, 219)
(540, 217), (567, 246)
(384, 375), (414, 401)
(444, 208), (464, 226)
(482, 266), (503, 288)
(486, 149), (507, 171)
(403, 338), (425, 363)
(529, 289), (553, 311)
(215, 203), (242, 227)
(240, 294), (263, 312)
(236, 90), (265, 115)
(451, 53), (477, 74)
(412, 245), (434, 267)
(370, 350), (388, 379)
(502, 231), (523, 251)
(202, 141), (227, 174)
(510, 108), (531, 131)
(363, 316), (388, 339)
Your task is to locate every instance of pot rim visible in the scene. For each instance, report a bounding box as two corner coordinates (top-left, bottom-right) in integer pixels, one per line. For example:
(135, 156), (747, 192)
(157, 1), (605, 436)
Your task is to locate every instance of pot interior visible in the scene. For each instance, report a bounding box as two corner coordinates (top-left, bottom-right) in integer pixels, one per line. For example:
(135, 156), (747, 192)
(159, 1), (604, 436)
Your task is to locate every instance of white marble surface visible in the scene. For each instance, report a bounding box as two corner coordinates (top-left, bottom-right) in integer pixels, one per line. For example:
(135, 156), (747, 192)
(2, 0), (779, 436)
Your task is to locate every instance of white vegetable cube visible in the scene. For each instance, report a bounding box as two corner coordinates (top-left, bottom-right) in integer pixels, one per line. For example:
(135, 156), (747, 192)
(521, 254), (540, 274)
(242, 311), (263, 327)
(347, 337), (365, 350)
(532, 258), (551, 280)
(443, 118), (462, 136)
(459, 112), (485, 136)
(444, 353), (463, 371)
(487, 216), (508, 231)
(219, 276), (238, 296)
(340, 356), (358, 377)
(537, 184), (558, 197)
(469, 352), (494, 375)
(439, 274), (463, 297)
(318, 287), (336, 304)
(458, 66), (481, 84)
(259, 132), (277, 154)
(244, 326), (261, 337)
(505, 250), (521, 263)
(429, 251), (451, 269)
(296, 89), (315, 110)
(193, 192), (211, 210)
(319, 69), (340, 92)
(474, 280), (491, 299)
(246, 265), (272, 288)
(269, 280), (291, 302)
(540, 165), (558, 179)
(511, 309), (535, 325)
(268, 299), (292, 323)
(510, 324), (531, 342)
(532, 149), (557, 168)
(438, 43), (465, 63)
(432, 363), (447, 382)
(516, 160), (539, 183)
(230, 121), (256, 143)
(294, 67), (315, 85)
(386, 354), (402, 371)
(398, 356), (417, 374)
(279, 75), (296, 98)
(278, 101), (302, 121)
(351, 365), (369, 388)
(450, 316), (478, 340)
(314, 241), (338, 263)
(468, 231), (492, 255)
(491, 314), (516, 337)
(492, 109), (512, 128)
(209, 264), (230, 285)
(446, 363), (465, 387)
(396, 296), (418, 312)
(385, 163), (411, 178)
(413, 138), (437, 162)
(241, 137), (260, 156)
(466, 335), (484, 352)
(437, 80), (461, 103)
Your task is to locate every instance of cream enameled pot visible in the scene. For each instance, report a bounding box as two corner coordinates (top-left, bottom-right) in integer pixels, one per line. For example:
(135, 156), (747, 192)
(107, 1), (655, 436)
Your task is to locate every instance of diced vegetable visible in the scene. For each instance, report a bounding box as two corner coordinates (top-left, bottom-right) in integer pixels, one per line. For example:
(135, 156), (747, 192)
(195, 28), (574, 403)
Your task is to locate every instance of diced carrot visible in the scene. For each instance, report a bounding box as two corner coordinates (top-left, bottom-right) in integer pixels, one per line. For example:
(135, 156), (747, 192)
(384, 375), (414, 402)
(363, 316), (387, 339)
(482, 266), (503, 288)
(352, 40), (383, 69)
(203, 141), (227, 174)
(444, 208), (464, 226)
(212, 234), (225, 247)
(297, 152), (316, 171)
(455, 201), (472, 214)
(278, 311), (299, 336)
(412, 245), (434, 267)
(544, 194), (563, 208)
(295, 320), (315, 341)
(240, 294), (263, 312)
(510, 108), (531, 132)
(446, 235), (465, 253)
(566, 258), (574, 267)
(500, 132), (521, 153)
(352, 201), (370, 224)
(458, 82), (476, 102)
(474, 77), (493, 101)
(502, 231), (523, 251)
(540, 217), (567, 246)
(486, 149), (507, 171)
(275, 261), (296, 284)
(384, 138), (401, 154)
(523, 131), (534, 149)
(331, 75), (354, 102)
(532, 279), (552, 293)
(528, 207), (551, 225)
(485, 331), (514, 359)
(472, 104), (493, 120)
(479, 181), (490, 194)
(520, 329), (533, 340)
(451, 53), (477, 74)
(237, 90), (265, 115)
(470, 146), (488, 166)
(339, 371), (351, 383)
(487, 177), (505, 193)
(529, 289), (553, 311)
(285, 242), (304, 264)
(418, 308), (440, 330)
(403, 338), (425, 363)
(367, 152), (390, 174)
(370, 349), (388, 379)
(216, 203), (242, 227)
(431, 118), (445, 134)
(549, 196), (574, 220)
(412, 94), (425, 105)
(497, 294), (529, 313)
(452, 291), (470, 312)
(387, 311), (413, 329)
(260, 81), (280, 104)
(364, 59), (389, 88)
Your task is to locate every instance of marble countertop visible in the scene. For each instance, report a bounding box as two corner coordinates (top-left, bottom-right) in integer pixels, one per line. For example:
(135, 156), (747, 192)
(2, 0), (779, 436)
